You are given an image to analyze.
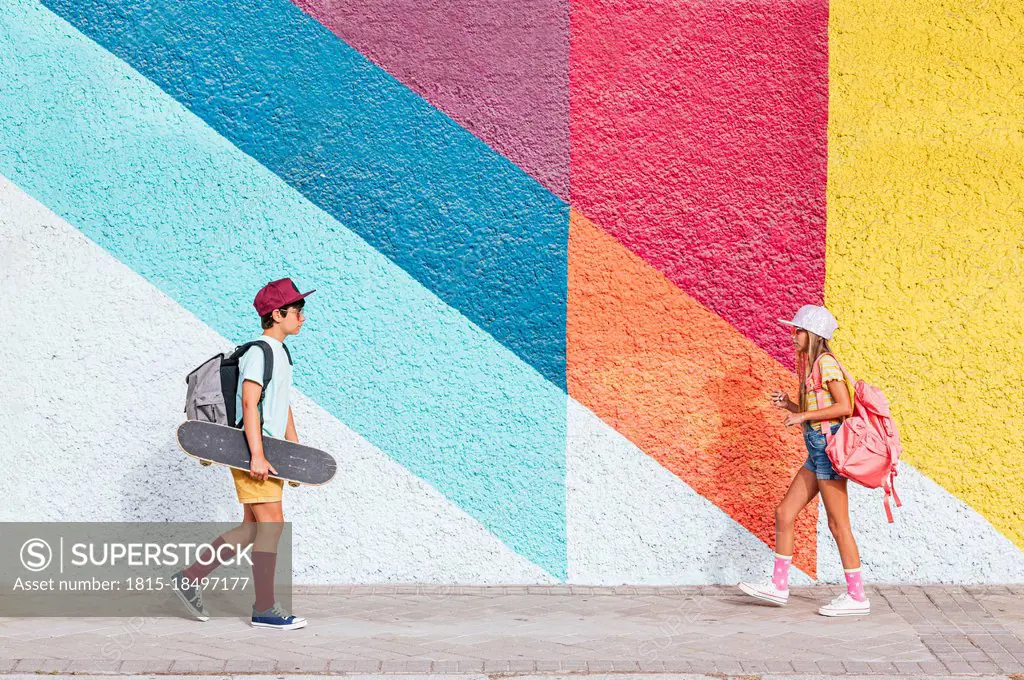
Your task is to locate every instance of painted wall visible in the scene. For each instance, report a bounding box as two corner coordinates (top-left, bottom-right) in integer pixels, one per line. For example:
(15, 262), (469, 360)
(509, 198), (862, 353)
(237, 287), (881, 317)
(0, 0), (1021, 584)
(825, 0), (1024, 558)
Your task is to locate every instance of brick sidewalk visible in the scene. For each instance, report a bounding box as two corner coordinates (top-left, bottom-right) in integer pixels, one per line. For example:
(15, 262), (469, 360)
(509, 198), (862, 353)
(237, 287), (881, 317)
(1, 585), (1022, 676)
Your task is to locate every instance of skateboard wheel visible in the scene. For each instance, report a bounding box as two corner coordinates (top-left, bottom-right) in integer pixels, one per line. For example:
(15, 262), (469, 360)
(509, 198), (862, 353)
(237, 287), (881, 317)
(288, 481), (300, 487)
(200, 460), (213, 466)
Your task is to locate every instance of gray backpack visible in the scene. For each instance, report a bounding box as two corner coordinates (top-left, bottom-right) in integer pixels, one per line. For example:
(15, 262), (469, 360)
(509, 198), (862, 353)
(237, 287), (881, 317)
(184, 341), (291, 427)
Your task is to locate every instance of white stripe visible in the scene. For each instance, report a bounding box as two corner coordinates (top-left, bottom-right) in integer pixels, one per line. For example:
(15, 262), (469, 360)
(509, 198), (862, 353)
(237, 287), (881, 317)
(816, 463), (1024, 583)
(567, 400), (813, 585)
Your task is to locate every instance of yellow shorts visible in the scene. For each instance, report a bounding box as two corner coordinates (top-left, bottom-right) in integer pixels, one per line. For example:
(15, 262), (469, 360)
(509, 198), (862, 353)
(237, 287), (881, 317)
(230, 467), (284, 504)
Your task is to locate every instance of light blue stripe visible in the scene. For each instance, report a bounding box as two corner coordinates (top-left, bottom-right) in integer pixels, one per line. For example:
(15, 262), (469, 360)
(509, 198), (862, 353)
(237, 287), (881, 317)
(0, 0), (566, 579)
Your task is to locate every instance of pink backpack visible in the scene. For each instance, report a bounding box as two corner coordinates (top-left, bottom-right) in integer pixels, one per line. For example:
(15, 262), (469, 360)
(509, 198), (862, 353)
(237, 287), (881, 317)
(810, 354), (903, 522)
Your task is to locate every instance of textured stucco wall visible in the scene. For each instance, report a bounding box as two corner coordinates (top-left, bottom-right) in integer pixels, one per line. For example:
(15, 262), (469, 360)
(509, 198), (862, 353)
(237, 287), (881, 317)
(0, 0), (1021, 584)
(0, 180), (554, 584)
(0, 0), (567, 580)
(570, 0), (829, 369)
(292, 0), (570, 201)
(826, 0), (1024, 551)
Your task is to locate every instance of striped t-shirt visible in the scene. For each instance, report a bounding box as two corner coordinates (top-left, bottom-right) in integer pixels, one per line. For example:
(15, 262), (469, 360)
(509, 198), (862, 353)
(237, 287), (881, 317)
(803, 354), (847, 432)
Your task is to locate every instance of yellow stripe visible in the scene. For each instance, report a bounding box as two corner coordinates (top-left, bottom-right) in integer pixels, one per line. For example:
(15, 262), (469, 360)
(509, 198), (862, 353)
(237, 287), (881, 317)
(827, 0), (1024, 548)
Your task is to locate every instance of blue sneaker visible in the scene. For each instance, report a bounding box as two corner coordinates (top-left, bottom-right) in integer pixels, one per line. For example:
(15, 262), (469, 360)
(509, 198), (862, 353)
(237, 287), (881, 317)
(171, 570), (209, 621)
(251, 602), (307, 630)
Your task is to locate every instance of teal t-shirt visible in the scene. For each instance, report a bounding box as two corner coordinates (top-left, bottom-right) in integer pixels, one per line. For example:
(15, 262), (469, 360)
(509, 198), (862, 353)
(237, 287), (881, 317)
(236, 335), (293, 439)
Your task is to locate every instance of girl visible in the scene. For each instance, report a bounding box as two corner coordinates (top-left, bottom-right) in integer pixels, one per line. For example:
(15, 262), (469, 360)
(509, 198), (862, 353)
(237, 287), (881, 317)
(738, 304), (869, 617)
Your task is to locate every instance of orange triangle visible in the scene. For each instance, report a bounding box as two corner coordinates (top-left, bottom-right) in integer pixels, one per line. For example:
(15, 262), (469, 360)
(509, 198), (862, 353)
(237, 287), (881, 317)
(568, 210), (817, 577)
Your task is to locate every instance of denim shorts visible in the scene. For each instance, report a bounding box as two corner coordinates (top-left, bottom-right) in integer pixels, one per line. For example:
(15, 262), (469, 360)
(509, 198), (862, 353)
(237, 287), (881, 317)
(802, 422), (843, 480)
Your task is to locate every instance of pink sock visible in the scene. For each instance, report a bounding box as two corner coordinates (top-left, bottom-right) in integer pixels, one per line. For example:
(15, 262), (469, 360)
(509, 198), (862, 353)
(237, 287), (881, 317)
(772, 554), (792, 590)
(845, 568), (866, 601)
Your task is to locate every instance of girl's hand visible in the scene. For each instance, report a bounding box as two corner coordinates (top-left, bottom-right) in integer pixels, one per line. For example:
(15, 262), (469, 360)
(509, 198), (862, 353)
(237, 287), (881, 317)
(784, 412), (806, 427)
(770, 390), (790, 409)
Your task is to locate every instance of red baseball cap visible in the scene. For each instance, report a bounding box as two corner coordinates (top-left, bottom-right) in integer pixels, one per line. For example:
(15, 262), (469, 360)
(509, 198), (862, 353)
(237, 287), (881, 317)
(253, 278), (315, 316)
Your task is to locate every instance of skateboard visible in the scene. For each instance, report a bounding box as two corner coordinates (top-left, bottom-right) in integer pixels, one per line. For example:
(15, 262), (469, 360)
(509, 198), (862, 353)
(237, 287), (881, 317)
(176, 420), (336, 486)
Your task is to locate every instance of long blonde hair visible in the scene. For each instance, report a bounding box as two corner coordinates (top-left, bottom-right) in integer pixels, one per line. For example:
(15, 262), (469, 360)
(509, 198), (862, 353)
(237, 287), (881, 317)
(797, 331), (832, 410)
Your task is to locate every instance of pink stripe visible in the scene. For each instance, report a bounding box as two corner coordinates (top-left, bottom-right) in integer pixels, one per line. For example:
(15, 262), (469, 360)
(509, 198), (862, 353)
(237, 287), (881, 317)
(570, 0), (828, 366)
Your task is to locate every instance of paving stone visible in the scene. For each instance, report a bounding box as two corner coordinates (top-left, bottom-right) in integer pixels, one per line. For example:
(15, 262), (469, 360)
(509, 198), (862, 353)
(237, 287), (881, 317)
(117, 660), (173, 673)
(274, 656), (331, 672)
(534, 660), (562, 672)
(660, 659), (692, 672)
(585, 660), (616, 672)
(969, 660), (1002, 673)
(507, 659), (538, 672)
(1001, 638), (1024, 653)
(892, 661), (922, 674)
(842, 661), (872, 673)
(329, 659), (382, 673)
(714, 659), (742, 674)
(428, 660), (462, 672)
(989, 652), (1024, 667)
(168, 659), (227, 673)
(559, 660), (588, 671)
(224, 658), (279, 672)
(995, 658), (1024, 673)
(635, 660), (666, 672)
(943, 660), (977, 674)
(917, 660), (948, 674)
(685, 659), (717, 674)
(381, 659), (432, 672)
(65, 659), (123, 673)
(790, 659), (821, 673)
(483, 659), (512, 672)
(612, 660), (641, 671)
(816, 659), (846, 673)
(14, 658), (70, 672)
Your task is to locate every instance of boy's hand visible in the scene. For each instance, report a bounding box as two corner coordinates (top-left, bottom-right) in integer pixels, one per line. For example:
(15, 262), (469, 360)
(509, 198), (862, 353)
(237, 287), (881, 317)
(249, 455), (278, 482)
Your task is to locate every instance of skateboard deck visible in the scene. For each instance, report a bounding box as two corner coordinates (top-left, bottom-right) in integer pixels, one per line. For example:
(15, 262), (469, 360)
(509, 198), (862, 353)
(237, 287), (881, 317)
(176, 420), (336, 486)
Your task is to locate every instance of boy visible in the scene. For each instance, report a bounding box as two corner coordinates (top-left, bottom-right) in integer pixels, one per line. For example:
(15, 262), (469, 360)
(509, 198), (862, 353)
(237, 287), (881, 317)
(173, 278), (313, 630)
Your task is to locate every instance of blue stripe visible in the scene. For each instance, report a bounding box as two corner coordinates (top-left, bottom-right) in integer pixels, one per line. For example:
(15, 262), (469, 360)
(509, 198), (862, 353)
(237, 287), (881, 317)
(0, 0), (567, 579)
(40, 0), (568, 390)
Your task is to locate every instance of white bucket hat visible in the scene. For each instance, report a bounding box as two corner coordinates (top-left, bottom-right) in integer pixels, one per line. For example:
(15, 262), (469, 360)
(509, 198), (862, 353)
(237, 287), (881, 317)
(779, 304), (839, 339)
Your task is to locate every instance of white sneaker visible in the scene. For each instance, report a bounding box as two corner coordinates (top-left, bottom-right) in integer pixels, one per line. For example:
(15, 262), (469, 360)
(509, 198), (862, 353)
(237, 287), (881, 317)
(819, 592), (870, 617)
(738, 580), (789, 606)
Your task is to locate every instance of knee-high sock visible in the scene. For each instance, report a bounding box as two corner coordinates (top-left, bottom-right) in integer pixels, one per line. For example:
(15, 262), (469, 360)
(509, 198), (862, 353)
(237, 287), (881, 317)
(252, 551), (277, 612)
(183, 537), (235, 581)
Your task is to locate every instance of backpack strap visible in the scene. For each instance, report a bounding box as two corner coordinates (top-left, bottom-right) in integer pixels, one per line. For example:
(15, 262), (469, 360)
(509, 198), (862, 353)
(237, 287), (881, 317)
(229, 340), (275, 428)
(252, 341), (275, 387)
(813, 352), (856, 389)
(806, 352), (847, 444)
(282, 343), (293, 366)
(882, 468), (902, 523)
